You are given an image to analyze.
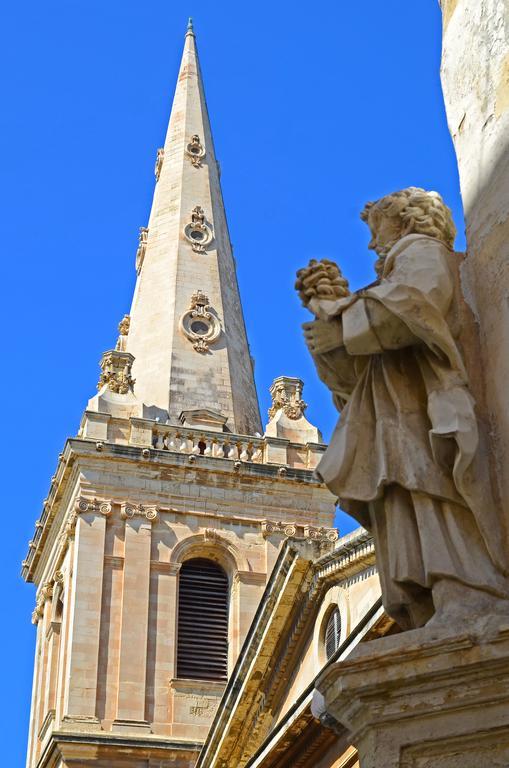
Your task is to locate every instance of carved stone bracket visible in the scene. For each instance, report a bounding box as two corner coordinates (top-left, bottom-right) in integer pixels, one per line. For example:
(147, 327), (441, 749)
(262, 519), (338, 542)
(184, 206), (213, 253)
(185, 134), (205, 167)
(179, 290), (221, 353)
(120, 502), (158, 522)
(268, 376), (308, 420)
(136, 226), (149, 273)
(154, 147), (164, 180)
(98, 349), (135, 394)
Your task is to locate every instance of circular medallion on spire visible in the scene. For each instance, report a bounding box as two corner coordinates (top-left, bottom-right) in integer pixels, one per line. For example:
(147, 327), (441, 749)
(184, 206), (214, 253)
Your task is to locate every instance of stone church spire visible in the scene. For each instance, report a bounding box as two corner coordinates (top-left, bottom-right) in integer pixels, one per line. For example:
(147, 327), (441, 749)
(124, 20), (262, 435)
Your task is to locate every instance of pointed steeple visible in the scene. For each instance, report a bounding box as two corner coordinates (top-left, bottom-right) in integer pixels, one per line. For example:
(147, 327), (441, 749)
(124, 22), (262, 435)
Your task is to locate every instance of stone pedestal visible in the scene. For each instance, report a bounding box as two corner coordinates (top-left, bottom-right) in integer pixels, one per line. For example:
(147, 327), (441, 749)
(315, 619), (509, 767)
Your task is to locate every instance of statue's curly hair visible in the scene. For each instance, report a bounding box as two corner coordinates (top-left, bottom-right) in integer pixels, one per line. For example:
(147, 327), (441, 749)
(361, 187), (456, 250)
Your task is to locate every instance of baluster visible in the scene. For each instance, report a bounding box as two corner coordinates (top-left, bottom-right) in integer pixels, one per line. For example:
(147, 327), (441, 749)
(167, 432), (178, 451)
(203, 439), (212, 456)
(240, 443), (250, 461)
(212, 440), (223, 458)
(251, 444), (263, 463)
(229, 443), (239, 460)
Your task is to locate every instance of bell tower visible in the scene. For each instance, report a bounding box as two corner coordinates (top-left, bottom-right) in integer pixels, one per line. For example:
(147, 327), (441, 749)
(23, 20), (335, 768)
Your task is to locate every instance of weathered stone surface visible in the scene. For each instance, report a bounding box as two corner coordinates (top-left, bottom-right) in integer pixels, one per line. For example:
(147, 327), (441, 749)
(299, 187), (509, 631)
(316, 619), (509, 768)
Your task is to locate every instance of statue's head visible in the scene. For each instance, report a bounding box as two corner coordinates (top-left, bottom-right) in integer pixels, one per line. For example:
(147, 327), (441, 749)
(360, 187), (456, 275)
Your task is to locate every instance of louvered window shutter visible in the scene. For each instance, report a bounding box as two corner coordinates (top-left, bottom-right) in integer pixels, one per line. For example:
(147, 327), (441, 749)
(325, 607), (341, 660)
(177, 558), (229, 681)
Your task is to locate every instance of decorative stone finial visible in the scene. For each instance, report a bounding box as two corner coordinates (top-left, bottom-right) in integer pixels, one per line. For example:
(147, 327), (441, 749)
(268, 376), (307, 420)
(115, 314), (130, 351)
(98, 350), (135, 394)
(186, 17), (194, 35)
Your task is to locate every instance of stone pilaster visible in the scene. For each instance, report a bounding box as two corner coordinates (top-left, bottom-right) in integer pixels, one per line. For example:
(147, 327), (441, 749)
(113, 504), (157, 731)
(63, 502), (108, 724)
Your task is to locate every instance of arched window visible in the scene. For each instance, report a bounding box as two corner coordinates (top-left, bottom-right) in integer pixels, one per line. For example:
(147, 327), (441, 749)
(177, 558), (229, 681)
(324, 607), (341, 660)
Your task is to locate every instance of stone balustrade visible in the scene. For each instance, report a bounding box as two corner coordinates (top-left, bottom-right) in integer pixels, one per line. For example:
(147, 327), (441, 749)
(150, 425), (264, 463)
(80, 412), (327, 470)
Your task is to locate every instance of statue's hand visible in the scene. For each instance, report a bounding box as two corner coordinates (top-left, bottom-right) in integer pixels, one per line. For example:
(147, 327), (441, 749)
(296, 259), (350, 307)
(303, 318), (343, 355)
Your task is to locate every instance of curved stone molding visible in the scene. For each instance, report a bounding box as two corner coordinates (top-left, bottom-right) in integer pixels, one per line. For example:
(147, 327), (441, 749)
(179, 290), (221, 354)
(169, 530), (250, 574)
(120, 502), (158, 522)
(184, 206), (213, 253)
(185, 134), (205, 167)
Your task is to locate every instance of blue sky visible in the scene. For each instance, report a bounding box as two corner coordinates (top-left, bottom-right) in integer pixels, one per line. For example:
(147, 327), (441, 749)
(1, 1), (463, 761)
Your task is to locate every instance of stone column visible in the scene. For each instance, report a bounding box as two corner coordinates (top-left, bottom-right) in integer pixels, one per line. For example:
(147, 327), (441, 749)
(63, 501), (108, 725)
(113, 504), (157, 732)
(439, 0), (509, 508)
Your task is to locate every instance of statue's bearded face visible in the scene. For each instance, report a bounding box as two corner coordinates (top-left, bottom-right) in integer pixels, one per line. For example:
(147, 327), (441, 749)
(367, 209), (402, 258)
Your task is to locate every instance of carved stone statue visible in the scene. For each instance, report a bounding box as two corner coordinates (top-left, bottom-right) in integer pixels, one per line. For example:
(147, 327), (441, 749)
(297, 187), (509, 629)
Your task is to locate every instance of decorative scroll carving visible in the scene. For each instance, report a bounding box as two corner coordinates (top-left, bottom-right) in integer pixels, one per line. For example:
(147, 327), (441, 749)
(261, 521), (297, 538)
(75, 498), (112, 517)
(136, 226), (149, 273)
(268, 377), (307, 420)
(184, 206), (213, 253)
(186, 134), (205, 168)
(261, 519), (338, 542)
(179, 290), (221, 353)
(98, 349), (135, 394)
(120, 502), (158, 522)
(154, 147), (164, 180)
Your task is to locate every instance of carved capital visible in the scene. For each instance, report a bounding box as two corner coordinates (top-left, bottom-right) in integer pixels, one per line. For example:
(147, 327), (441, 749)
(32, 581), (54, 624)
(304, 525), (339, 542)
(261, 520), (297, 538)
(120, 502), (158, 522)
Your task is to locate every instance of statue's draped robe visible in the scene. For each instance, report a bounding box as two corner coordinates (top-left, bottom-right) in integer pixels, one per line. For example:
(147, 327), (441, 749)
(311, 234), (509, 626)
